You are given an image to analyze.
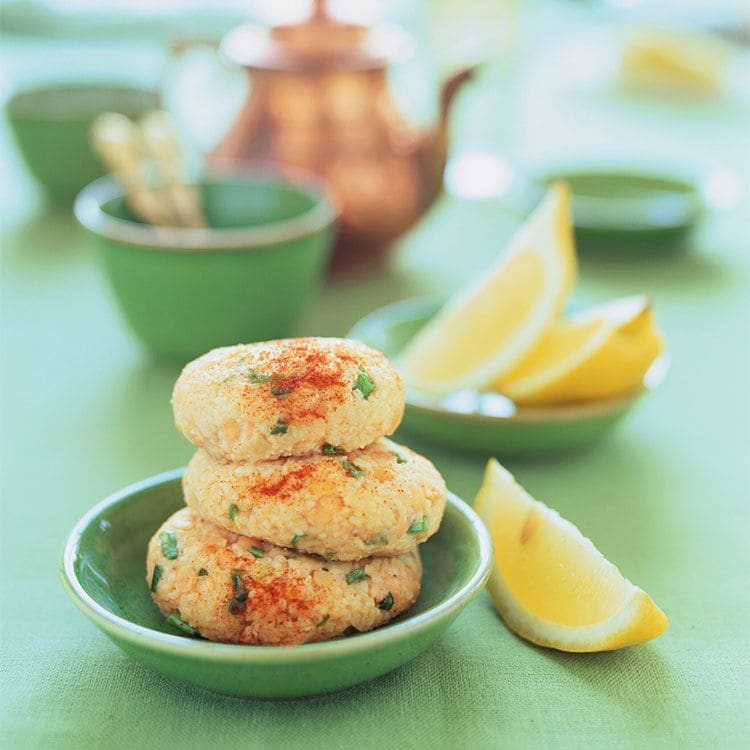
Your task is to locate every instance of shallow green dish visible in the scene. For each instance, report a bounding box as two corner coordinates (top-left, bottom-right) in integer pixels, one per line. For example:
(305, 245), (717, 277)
(61, 469), (492, 698)
(5, 82), (159, 203)
(75, 172), (337, 361)
(538, 169), (703, 252)
(349, 297), (668, 457)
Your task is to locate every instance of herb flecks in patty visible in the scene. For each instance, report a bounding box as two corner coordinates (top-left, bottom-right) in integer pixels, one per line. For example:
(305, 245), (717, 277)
(228, 503), (238, 522)
(271, 386), (292, 396)
(159, 531), (178, 560)
(391, 451), (407, 464)
(322, 443), (344, 456)
(291, 534), (305, 548)
(229, 570), (249, 615)
(377, 592), (394, 611)
(150, 564), (163, 591)
(244, 369), (273, 384)
(341, 459), (366, 478)
(198, 568), (209, 576)
(316, 614), (330, 628)
(270, 418), (288, 435)
(249, 546), (264, 558)
(364, 533), (389, 546)
(407, 516), (428, 534)
(166, 610), (198, 635)
(345, 567), (368, 584)
(352, 365), (376, 400)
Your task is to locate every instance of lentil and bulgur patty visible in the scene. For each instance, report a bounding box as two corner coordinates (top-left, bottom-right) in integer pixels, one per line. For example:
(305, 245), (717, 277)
(147, 508), (421, 645)
(182, 437), (446, 561)
(172, 338), (405, 463)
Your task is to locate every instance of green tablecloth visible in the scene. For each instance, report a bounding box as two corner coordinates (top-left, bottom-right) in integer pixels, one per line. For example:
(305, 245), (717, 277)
(2, 4), (749, 747)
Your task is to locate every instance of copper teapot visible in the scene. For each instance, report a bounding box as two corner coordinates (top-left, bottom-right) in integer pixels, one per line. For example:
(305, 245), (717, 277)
(208, 0), (476, 267)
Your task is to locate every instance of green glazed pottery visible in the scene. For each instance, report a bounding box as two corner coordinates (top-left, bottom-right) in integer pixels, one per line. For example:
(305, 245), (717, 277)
(348, 297), (668, 457)
(538, 169), (703, 252)
(61, 469), (492, 698)
(75, 173), (338, 360)
(5, 83), (159, 202)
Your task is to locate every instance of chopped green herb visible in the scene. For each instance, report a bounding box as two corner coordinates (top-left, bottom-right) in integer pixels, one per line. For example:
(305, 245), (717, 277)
(166, 610), (198, 635)
(270, 386), (292, 396)
(364, 533), (389, 546)
(316, 614), (330, 628)
(407, 516), (428, 534)
(150, 564), (163, 592)
(391, 451), (407, 464)
(341, 459), (366, 478)
(322, 443), (344, 456)
(228, 503), (238, 522)
(345, 566), (368, 584)
(197, 568), (209, 576)
(342, 625), (359, 636)
(245, 369), (272, 384)
(324, 552), (336, 561)
(377, 592), (394, 611)
(159, 531), (178, 560)
(229, 570), (249, 614)
(229, 591), (248, 614)
(352, 365), (376, 399)
(270, 418), (288, 435)
(249, 546), (265, 558)
(291, 534), (305, 548)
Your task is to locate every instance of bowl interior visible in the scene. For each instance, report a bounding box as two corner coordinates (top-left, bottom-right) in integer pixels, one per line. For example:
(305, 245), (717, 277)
(538, 169), (702, 232)
(101, 176), (321, 232)
(71, 472), (485, 643)
(6, 83), (159, 121)
(5, 83), (160, 121)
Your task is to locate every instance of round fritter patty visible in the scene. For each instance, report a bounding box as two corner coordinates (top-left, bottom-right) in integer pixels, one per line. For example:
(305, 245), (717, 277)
(182, 437), (447, 561)
(172, 338), (405, 462)
(147, 508), (421, 645)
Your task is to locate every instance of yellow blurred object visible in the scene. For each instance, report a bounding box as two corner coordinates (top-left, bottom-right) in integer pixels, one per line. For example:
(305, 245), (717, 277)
(620, 27), (732, 94)
(496, 295), (664, 405)
(400, 183), (576, 395)
(475, 459), (669, 652)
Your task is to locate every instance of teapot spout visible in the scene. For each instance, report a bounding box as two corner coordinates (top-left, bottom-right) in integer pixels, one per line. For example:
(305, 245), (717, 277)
(438, 64), (479, 134)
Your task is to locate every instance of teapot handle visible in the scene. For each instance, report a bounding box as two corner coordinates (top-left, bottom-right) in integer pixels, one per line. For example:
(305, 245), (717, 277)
(162, 36), (248, 155)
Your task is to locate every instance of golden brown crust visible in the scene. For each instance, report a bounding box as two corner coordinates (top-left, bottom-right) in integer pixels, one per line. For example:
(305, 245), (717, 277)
(147, 508), (421, 645)
(182, 437), (447, 560)
(172, 338), (405, 462)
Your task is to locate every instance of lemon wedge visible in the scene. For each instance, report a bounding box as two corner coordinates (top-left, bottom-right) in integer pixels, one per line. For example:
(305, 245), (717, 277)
(475, 459), (668, 652)
(400, 183), (576, 395)
(496, 295), (664, 405)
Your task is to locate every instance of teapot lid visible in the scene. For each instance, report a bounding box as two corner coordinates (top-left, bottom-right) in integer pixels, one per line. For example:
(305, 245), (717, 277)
(221, 0), (413, 73)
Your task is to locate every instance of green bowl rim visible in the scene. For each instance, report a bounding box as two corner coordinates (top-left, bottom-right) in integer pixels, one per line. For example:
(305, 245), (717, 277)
(348, 296), (669, 426)
(3, 81), (161, 120)
(60, 468), (493, 662)
(74, 170), (340, 252)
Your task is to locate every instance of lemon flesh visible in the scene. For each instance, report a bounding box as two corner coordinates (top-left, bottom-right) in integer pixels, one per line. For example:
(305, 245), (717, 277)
(496, 295), (664, 405)
(475, 459), (668, 652)
(400, 183), (576, 395)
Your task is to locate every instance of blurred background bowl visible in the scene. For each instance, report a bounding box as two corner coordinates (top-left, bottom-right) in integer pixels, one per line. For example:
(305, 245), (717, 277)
(74, 171), (338, 360)
(4, 82), (160, 203)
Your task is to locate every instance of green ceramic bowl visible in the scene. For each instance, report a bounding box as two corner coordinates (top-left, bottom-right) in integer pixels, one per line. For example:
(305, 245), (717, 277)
(348, 297), (668, 457)
(74, 173), (338, 360)
(60, 469), (492, 698)
(537, 169), (703, 252)
(4, 82), (159, 203)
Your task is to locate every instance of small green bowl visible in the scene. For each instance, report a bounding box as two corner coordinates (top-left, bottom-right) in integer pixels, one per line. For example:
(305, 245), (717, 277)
(75, 173), (338, 360)
(60, 469), (492, 698)
(538, 169), (703, 252)
(349, 297), (668, 457)
(4, 82), (159, 203)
